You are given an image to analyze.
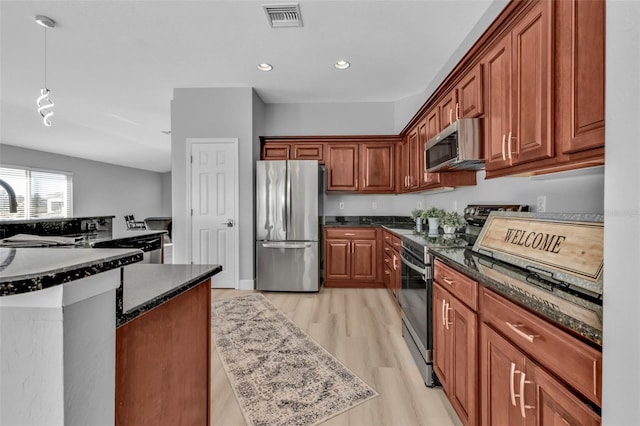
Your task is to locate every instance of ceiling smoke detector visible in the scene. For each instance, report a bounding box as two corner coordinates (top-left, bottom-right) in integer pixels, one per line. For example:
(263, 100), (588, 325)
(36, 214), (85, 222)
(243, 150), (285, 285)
(263, 4), (303, 28)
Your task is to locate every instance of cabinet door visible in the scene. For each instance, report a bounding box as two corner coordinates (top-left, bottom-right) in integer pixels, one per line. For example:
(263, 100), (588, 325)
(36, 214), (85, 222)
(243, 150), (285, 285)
(433, 284), (452, 391)
(360, 143), (395, 192)
(399, 137), (410, 191)
(535, 366), (601, 426)
(326, 144), (358, 191)
(511, 0), (554, 165)
(449, 297), (478, 426)
(325, 239), (351, 280)
(292, 143), (324, 162)
(480, 323), (528, 426)
(558, 0), (605, 154)
(457, 63), (484, 119)
(483, 35), (512, 171)
(351, 239), (377, 281)
(407, 129), (420, 189)
(439, 90), (458, 130)
(262, 143), (290, 160)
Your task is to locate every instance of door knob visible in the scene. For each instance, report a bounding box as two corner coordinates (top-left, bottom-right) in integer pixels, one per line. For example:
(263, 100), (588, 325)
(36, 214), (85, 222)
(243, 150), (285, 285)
(221, 219), (234, 227)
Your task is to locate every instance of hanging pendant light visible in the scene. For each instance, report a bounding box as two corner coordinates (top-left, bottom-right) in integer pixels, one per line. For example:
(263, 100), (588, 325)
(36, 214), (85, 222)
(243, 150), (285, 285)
(35, 15), (55, 127)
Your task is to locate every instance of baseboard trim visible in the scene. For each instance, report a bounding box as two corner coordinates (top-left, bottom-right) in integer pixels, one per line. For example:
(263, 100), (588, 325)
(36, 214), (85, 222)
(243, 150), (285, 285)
(237, 279), (255, 290)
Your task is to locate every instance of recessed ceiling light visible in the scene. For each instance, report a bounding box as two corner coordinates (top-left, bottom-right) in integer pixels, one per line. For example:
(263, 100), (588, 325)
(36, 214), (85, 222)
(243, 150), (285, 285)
(334, 60), (350, 70)
(257, 63), (273, 72)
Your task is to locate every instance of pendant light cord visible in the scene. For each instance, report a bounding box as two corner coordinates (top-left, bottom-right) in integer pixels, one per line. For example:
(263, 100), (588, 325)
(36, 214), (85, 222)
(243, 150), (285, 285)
(43, 27), (47, 89)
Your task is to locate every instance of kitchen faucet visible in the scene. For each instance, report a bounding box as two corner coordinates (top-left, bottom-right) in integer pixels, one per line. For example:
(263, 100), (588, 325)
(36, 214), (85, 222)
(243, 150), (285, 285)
(0, 179), (18, 213)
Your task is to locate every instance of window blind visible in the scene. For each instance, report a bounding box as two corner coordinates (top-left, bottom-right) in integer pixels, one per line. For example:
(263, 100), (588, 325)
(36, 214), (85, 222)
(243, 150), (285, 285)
(0, 166), (73, 220)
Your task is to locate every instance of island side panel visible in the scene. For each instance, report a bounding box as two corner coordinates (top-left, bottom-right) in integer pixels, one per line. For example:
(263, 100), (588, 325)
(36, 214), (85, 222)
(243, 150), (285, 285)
(115, 278), (211, 426)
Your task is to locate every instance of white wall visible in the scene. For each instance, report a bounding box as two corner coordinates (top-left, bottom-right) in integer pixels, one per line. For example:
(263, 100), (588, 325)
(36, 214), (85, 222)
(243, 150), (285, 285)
(170, 87), (257, 285)
(393, 0), (510, 132)
(160, 171), (172, 216)
(265, 102), (396, 136)
(324, 168), (604, 216)
(0, 144), (164, 233)
(602, 1), (640, 424)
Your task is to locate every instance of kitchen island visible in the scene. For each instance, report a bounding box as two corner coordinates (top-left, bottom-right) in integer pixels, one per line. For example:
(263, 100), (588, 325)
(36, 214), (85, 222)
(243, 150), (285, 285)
(0, 247), (221, 426)
(116, 264), (221, 425)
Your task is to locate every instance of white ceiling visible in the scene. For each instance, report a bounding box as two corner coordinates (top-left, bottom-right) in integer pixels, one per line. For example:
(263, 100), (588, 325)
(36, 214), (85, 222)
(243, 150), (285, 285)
(1, 0), (498, 173)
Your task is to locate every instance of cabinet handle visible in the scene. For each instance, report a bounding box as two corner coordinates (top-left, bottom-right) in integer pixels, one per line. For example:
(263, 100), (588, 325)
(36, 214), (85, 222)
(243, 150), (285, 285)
(392, 254), (398, 270)
(505, 322), (537, 343)
(507, 131), (513, 161)
(449, 108), (453, 125)
(517, 371), (534, 418)
(441, 299), (447, 327)
(456, 102), (460, 120)
(501, 134), (507, 161)
(384, 270), (391, 275)
(444, 302), (452, 330)
(442, 275), (455, 286)
(509, 362), (517, 406)
(344, 233), (356, 236)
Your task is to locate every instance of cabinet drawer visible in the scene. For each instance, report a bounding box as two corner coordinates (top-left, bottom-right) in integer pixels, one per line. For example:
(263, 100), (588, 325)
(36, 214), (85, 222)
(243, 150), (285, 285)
(382, 230), (402, 250)
(325, 228), (377, 240)
(433, 260), (478, 310)
(480, 287), (602, 406)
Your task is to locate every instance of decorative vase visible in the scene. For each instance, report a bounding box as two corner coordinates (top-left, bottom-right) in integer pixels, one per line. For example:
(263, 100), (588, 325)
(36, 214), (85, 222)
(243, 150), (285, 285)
(415, 217), (423, 233)
(427, 217), (439, 235)
(443, 225), (456, 234)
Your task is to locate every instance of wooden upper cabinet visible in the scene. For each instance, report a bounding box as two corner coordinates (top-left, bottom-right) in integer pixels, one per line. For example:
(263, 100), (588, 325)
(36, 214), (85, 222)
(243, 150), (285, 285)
(438, 90), (458, 130)
(292, 143), (324, 162)
(360, 143), (395, 193)
(408, 129), (420, 190)
(483, 35), (513, 171)
(456, 63), (484, 119)
(262, 143), (290, 160)
(558, 0), (605, 154)
(483, 0), (554, 172)
(511, 0), (554, 165)
(426, 106), (441, 140)
(326, 144), (359, 191)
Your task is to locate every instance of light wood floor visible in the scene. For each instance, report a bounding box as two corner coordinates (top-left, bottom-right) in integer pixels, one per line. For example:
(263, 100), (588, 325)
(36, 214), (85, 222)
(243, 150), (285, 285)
(211, 288), (462, 426)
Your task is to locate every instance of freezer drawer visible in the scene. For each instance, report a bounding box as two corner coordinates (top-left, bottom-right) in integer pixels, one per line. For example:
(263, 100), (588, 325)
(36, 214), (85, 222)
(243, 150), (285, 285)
(256, 241), (319, 292)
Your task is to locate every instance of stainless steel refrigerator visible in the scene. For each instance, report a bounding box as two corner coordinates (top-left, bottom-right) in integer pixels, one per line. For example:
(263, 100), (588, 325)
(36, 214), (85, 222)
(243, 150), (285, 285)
(255, 160), (322, 292)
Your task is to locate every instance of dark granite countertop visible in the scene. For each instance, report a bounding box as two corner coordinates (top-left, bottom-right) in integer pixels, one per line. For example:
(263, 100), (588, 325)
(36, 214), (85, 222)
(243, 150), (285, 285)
(324, 216), (414, 228)
(85, 229), (166, 246)
(117, 264), (222, 327)
(0, 247), (143, 296)
(430, 247), (603, 346)
(0, 216), (115, 225)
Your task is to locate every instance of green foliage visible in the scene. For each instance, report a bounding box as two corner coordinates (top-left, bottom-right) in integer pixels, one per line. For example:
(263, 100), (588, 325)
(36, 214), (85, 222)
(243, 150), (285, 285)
(421, 207), (445, 220)
(440, 211), (466, 227)
(410, 208), (424, 220)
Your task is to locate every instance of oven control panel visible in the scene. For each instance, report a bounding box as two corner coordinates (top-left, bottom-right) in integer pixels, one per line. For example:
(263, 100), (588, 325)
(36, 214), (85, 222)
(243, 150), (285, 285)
(464, 204), (529, 226)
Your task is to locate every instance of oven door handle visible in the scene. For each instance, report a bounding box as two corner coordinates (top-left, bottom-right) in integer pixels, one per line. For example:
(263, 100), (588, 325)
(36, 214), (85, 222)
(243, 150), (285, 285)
(400, 253), (429, 278)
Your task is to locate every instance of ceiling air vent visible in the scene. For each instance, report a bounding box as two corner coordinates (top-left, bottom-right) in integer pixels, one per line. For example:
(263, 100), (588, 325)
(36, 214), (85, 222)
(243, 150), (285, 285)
(263, 4), (303, 28)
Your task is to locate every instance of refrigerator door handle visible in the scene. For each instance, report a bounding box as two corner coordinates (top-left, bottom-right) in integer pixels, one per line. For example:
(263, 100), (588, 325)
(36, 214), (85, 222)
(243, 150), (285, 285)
(262, 242), (313, 249)
(285, 162), (291, 237)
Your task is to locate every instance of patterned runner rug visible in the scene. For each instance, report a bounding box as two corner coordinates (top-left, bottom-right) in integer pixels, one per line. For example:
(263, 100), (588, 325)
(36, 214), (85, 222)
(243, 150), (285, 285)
(212, 293), (378, 426)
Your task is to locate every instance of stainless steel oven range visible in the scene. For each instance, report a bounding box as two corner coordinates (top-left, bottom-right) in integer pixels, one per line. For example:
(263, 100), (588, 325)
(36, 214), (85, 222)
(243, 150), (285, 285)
(399, 204), (528, 387)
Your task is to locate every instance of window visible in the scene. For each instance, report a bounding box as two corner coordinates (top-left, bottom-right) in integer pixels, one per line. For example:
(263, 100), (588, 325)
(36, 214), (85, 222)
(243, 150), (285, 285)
(0, 166), (73, 220)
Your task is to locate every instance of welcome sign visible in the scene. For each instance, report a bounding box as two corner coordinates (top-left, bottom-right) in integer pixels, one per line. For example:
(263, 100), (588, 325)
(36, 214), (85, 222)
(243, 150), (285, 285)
(472, 212), (604, 295)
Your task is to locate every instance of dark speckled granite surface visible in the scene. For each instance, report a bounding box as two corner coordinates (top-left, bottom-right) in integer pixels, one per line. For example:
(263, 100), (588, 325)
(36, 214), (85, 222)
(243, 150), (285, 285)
(430, 247), (602, 346)
(0, 247), (143, 296)
(324, 216), (414, 228)
(118, 264), (222, 327)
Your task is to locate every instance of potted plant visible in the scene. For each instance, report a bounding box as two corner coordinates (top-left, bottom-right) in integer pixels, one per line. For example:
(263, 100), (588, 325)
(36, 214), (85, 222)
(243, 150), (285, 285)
(421, 207), (445, 235)
(440, 211), (466, 234)
(411, 208), (424, 232)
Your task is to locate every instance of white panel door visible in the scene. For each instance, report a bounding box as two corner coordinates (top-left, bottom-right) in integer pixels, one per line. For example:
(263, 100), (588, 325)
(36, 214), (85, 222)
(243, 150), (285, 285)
(190, 141), (237, 288)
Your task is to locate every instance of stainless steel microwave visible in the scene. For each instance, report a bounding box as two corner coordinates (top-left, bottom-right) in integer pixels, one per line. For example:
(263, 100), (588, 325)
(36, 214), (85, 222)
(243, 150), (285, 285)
(423, 118), (484, 173)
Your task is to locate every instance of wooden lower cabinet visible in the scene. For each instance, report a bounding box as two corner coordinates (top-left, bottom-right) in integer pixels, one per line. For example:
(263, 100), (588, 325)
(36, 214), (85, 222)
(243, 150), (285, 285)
(480, 323), (600, 426)
(115, 279), (211, 426)
(382, 229), (401, 300)
(324, 227), (382, 288)
(433, 276), (478, 426)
